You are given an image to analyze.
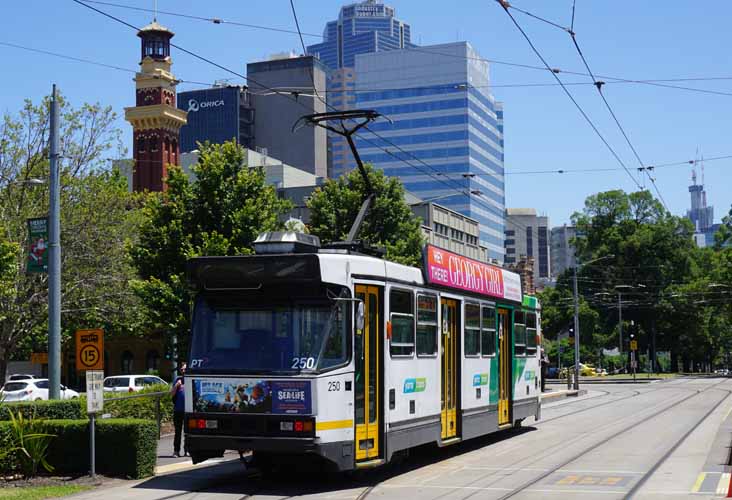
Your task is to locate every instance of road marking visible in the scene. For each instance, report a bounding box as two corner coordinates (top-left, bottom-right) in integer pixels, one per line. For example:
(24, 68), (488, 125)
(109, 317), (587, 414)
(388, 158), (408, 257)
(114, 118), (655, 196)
(315, 419), (353, 431)
(154, 456), (236, 475)
(717, 473), (731, 495)
(691, 473), (705, 493)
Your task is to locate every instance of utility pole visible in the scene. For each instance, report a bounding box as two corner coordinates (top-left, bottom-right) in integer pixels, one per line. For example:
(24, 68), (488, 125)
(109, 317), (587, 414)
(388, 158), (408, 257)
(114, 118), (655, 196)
(618, 292), (623, 356)
(573, 265), (580, 390)
(48, 85), (61, 399)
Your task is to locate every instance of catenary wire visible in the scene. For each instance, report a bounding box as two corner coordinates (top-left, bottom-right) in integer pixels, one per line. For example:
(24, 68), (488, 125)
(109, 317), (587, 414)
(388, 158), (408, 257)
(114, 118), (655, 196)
(496, 0), (643, 191)
(77, 0), (732, 99)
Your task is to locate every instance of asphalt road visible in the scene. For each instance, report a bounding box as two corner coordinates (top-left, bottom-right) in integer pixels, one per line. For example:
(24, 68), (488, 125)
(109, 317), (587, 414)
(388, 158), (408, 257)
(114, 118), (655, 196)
(76, 377), (732, 499)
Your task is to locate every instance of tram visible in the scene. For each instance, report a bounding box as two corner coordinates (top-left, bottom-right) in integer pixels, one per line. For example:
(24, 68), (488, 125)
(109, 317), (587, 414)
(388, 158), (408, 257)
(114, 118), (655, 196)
(184, 233), (542, 471)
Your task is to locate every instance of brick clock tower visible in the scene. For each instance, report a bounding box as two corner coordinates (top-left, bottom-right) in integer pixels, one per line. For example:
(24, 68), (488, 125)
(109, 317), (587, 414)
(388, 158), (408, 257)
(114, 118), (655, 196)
(124, 21), (187, 192)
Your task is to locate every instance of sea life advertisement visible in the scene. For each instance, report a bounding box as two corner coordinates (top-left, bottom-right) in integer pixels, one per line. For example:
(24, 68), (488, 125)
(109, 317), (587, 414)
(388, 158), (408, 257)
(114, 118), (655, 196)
(192, 378), (312, 414)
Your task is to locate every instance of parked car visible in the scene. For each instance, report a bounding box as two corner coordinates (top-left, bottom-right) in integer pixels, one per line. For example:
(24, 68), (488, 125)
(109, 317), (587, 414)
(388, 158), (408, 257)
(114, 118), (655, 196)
(103, 375), (167, 393)
(0, 379), (79, 402)
(7, 374), (37, 381)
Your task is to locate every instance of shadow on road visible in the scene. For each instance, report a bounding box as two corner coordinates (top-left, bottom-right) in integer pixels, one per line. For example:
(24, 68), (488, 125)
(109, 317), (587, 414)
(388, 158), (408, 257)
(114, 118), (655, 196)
(133, 426), (537, 497)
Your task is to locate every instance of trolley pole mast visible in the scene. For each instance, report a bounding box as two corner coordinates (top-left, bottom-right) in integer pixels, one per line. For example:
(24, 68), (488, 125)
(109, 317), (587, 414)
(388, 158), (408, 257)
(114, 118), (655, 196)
(48, 84), (61, 400)
(572, 254), (614, 391)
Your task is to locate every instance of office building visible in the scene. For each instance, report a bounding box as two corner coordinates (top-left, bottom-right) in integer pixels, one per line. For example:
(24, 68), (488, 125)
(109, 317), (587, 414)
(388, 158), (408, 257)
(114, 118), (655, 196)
(686, 164), (719, 247)
(177, 86), (254, 153)
(247, 55), (328, 178)
(411, 199), (488, 262)
(551, 224), (577, 277)
(354, 42), (506, 260)
(307, 0), (414, 178)
(504, 208), (550, 279)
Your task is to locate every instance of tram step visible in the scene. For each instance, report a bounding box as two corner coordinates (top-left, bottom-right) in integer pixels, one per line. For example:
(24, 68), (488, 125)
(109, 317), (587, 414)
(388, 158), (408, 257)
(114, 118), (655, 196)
(498, 423), (513, 430)
(438, 437), (462, 447)
(355, 458), (386, 470)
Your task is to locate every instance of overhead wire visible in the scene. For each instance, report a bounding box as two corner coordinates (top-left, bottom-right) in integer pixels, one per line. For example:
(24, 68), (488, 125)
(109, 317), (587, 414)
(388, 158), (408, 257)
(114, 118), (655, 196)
(77, 0), (732, 99)
(495, 0), (644, 191)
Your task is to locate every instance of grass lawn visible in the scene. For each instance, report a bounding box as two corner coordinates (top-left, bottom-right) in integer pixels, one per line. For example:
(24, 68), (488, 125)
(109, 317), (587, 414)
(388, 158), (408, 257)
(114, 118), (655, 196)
(0, 485), (91, 500)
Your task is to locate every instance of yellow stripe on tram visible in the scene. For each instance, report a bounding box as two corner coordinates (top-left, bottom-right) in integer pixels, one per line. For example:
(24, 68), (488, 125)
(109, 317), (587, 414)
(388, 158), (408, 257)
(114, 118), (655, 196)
(691, 472), (706, 493)
(316, 419), (353, 431)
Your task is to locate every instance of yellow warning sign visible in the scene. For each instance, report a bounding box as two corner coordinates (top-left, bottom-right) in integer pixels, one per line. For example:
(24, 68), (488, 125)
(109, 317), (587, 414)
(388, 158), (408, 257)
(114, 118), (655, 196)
(76, 329), (103, 372)
(630, 340), (638, 351)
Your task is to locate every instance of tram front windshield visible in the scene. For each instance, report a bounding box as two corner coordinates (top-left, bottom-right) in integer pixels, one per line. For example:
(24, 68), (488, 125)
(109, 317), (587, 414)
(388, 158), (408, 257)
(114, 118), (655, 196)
(190, 292), (350, 374)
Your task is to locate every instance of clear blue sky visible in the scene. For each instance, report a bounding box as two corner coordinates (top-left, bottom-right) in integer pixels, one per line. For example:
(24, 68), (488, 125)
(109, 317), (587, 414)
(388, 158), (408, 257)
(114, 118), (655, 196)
(3, 1), (732, 226)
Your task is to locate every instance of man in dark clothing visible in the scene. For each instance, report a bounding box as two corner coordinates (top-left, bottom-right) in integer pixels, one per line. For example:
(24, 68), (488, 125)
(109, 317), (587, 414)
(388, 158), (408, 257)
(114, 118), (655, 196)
(170, 362), (187, 457)
(540, 347), (550, 392)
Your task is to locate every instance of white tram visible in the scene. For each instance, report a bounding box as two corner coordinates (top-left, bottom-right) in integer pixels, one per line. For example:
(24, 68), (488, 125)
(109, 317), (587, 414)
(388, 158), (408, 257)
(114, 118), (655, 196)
(184, 233), (542, 471)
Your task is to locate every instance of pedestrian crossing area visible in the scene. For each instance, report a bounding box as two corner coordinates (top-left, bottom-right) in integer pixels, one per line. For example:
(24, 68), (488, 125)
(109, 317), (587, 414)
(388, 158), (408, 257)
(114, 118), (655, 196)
(692, 472), (731, 496)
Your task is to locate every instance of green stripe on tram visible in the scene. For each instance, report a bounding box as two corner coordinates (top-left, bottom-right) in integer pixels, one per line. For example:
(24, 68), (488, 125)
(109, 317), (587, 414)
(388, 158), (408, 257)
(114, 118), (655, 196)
(522, 295), (537, 309)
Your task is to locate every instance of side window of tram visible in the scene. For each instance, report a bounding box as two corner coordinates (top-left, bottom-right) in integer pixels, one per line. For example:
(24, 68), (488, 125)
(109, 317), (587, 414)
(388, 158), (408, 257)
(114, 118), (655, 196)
(514, 310), (526, 356)
(481, 306), (496, 356)
(390, 289), (415, 357)
(526, 311), (537, 355)
(416, 294), (438, 356)
(464, 304), (481, 356)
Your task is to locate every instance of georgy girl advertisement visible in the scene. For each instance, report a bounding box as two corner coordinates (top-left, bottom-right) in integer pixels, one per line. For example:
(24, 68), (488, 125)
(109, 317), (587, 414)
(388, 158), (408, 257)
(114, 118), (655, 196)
(192, 378), (312, 415)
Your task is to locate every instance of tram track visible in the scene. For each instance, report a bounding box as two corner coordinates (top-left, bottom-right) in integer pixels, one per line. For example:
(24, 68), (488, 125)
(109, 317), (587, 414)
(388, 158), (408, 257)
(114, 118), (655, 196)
(537, 389), (641, 425)
(492, 378), (732, 499)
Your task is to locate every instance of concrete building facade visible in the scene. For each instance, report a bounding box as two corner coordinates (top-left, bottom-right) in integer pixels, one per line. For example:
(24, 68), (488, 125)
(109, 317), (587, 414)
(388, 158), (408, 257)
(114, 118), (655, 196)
(246, 55), (328, 178)
(504, 208), (550, 279)
(551, 224), (577, 278)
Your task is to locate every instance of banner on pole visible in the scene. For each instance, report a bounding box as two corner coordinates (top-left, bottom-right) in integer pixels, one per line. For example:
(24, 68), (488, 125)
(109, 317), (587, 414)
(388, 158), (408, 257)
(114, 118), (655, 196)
(26, 217), (48, 273)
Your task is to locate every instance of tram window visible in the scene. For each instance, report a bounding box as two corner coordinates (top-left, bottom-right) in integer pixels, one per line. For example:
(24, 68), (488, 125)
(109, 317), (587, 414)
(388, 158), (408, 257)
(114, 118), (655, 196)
(416, 294), (438, 356)
(481, 306), (496, 356)
(464, 303), (480, 357)
(526, 311), (537, 354)
(514, 310), (527, 356)
(390, 289), (415, 357)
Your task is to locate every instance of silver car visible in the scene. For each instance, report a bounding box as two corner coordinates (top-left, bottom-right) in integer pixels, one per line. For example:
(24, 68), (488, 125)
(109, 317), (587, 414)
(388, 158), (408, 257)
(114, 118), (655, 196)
(102, 375), (167, 393)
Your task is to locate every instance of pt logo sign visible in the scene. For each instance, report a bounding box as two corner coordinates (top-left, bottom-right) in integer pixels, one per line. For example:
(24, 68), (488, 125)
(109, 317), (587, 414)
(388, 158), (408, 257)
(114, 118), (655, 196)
(76, 329), (104, 372)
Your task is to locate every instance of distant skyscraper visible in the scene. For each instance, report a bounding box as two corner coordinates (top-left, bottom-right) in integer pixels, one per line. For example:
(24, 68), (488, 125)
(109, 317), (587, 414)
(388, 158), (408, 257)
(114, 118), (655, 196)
(355, 43), (506, 260)
(551, 225), (576, 277)
(307, 0), (413, 178)
(686, 160), (718, 248)
(504, 209), (550, 279)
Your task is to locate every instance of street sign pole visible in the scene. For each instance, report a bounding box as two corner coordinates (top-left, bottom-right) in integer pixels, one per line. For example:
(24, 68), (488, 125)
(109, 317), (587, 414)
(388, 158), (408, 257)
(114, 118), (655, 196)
(86, 370), (103, 479)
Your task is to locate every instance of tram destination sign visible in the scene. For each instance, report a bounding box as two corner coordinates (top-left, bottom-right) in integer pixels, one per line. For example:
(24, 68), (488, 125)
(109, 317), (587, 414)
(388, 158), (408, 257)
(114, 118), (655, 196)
(423, 245), (522, 302)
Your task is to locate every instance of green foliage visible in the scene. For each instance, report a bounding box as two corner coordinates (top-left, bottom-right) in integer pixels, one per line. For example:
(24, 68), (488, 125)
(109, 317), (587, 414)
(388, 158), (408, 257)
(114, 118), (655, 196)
(716, 205), (732, 248)
(307, 164), (425, 266)
(0, 419), (157, 479)
(0, 400), (83, 421)
(5, 410), (55, 477)
(538, 189), (732, 373)
(80, 384), (173, 422)
(0, 93), (144, 383)
(129, 140), (292, 353)
(0, 484), (91, 499)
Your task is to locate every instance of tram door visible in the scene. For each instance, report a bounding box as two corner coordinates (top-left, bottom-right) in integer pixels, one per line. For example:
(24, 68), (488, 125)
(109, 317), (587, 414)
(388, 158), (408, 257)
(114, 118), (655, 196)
(497, 308), (511, 425)
(441, 298), (458, 440)
(355, 285), (380, 461)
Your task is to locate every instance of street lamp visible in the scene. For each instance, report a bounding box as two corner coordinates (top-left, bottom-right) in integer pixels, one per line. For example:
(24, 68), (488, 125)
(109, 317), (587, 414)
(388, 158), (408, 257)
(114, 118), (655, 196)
(572, 254), (614, 390)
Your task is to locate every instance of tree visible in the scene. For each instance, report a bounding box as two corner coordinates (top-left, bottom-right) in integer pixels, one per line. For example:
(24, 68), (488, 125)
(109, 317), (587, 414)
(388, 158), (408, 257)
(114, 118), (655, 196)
(129, 140), (292, 355)
(0, 95), (143, 384)
(307, 164), (424, 266)
(715, 206), (732, 248)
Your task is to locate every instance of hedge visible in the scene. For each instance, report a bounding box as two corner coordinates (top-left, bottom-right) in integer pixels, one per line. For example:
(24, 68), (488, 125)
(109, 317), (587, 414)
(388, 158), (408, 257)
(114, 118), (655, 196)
(0, 384), (173, 423)
(0, 418), (157, 479)
(0, 400), (83, 421)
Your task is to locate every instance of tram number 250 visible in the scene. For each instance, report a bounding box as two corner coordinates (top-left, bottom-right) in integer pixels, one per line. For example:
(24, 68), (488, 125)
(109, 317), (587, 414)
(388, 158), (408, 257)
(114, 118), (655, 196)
(291, 357), (316, 369)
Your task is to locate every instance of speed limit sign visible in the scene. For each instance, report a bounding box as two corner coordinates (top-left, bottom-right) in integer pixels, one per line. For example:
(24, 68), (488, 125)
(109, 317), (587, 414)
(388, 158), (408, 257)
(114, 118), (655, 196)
(76, 329), (104, 372)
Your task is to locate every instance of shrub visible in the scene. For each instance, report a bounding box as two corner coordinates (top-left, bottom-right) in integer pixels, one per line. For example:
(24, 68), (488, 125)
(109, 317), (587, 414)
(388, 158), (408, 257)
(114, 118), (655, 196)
(80, 384), (172, 423)
(6, 410), (55, 477)
(0, 400), (83, 421)
(0, 418), (157, 479)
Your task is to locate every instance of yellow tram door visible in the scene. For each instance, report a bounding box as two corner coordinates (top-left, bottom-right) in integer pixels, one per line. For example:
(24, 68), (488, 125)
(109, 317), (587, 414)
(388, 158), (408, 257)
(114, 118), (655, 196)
(440, 298), (458, 440)
(354, 285), (380, 461)
(497, 308), (511, 426)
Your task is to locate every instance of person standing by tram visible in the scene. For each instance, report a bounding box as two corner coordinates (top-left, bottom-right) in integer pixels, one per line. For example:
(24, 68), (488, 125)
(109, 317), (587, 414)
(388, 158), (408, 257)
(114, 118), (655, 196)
(171, 362), (188, 457)
(540, 346), (550, 392)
